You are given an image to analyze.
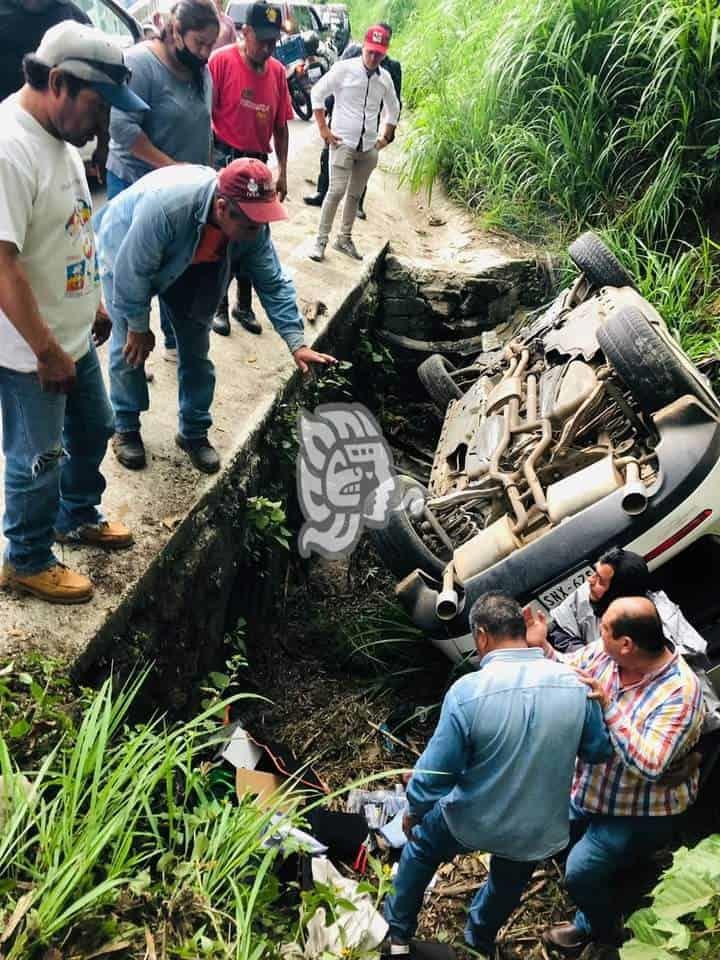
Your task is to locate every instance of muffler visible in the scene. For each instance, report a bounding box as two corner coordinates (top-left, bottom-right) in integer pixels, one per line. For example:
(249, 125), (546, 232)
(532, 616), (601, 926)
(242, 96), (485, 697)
(436, 564), (459, 621)
(546, 455), (623, 523)
(621, 461), (648, 515)
(452, 515), (521, 582)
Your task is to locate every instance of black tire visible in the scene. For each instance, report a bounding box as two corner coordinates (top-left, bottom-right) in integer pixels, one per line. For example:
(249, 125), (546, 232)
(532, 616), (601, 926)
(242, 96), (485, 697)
(568, 231), (635, 289)
(368, 476), (447, 581)
(417, 354), (463, 410)
(598, 306), (719, 415)
(291, 87), (312, 121)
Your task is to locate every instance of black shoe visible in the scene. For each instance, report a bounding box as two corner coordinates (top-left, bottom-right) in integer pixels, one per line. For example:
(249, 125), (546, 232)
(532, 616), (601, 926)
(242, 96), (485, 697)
(357, 207), (367, 221)
(112, 431), (146, 470)
(542, 923), (591, 956)
(213, 305), (231, 336)
(233, 305), (262, 335)
(303, 193), (324, 207)
(175, 434), (220, 474)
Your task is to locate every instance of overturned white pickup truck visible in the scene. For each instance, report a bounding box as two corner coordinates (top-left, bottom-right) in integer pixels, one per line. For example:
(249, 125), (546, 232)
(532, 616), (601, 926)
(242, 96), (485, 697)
(371, 233), (720, 662)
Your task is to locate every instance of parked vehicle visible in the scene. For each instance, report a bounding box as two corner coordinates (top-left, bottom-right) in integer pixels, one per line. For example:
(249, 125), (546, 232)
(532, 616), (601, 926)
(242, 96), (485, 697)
(370, 233), (720, 663)
(317, 2), (349, 54)
(226, 0), (323, 37)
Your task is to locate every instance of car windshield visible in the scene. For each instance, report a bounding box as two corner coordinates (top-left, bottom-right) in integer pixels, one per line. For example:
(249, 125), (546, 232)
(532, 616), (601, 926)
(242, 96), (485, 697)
(74, 0), (137, 46)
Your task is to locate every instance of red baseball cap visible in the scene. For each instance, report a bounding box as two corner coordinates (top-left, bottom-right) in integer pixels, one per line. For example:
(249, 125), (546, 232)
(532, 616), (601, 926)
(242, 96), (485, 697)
(216, 158), (287, 224)
(364, 24), (390, 54)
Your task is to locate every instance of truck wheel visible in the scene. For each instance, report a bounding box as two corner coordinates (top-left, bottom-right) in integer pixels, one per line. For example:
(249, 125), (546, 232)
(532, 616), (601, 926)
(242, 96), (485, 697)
(568, 232), (635, 289)
(368, 476), (448, 580)
(417, 354), (463, 411)
(598, 306), (719, 415)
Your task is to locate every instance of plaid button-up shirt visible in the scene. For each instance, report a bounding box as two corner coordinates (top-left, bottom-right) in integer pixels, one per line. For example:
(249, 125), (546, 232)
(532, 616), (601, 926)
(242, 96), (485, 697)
(557, 641), (704, 817)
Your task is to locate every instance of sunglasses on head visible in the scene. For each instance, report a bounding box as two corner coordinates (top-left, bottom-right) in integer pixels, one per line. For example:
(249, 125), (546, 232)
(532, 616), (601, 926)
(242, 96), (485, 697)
(65, 57), (132, 85)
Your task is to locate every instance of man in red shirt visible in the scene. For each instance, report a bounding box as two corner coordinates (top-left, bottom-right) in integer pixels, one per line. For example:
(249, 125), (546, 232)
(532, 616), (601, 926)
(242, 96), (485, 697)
(209, 1), (292, 337)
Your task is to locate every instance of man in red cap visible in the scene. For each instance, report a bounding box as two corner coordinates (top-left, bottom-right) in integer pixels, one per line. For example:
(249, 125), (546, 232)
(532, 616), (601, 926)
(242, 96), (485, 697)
(94, 158), (335, 474)
(209, 1), (292, 337)
(307, 24), (400, 263)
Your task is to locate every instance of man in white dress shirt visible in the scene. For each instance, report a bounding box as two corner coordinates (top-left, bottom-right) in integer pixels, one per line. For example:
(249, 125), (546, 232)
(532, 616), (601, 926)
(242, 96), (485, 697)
(307, 24), (400, 263)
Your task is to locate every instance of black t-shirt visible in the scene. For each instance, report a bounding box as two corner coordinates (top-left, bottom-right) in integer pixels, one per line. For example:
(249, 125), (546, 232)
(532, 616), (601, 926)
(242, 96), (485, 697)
(0, 0), (91, 102)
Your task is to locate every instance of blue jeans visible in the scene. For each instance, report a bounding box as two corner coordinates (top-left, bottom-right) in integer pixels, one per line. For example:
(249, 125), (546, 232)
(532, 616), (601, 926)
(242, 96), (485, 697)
(384, 804), (537, 953)
(105, 169), (176, 350)
(565, 804), (679, 939)
(0, 342), (114, 574)
(106, 261), (222, 440)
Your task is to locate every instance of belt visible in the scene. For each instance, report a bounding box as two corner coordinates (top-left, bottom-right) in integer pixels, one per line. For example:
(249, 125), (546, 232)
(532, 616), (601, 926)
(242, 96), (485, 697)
(213, 137), (268, 165)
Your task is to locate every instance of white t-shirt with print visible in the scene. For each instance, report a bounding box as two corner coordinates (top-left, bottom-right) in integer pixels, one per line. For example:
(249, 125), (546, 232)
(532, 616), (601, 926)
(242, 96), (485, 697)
(0, 95), (100, 373)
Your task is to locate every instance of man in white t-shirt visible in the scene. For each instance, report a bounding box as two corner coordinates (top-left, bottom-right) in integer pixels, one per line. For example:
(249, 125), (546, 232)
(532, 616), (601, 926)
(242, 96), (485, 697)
(0, 22), (148, 604)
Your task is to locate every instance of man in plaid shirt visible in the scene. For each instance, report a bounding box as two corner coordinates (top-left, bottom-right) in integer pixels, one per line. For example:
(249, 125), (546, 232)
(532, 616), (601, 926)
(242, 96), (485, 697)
(525, 595), (704, 954)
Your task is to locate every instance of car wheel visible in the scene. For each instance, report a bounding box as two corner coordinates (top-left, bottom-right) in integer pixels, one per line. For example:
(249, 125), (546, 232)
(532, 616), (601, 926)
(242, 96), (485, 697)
(368, 475), (448, 580)
(598, 306), (720, 415)
(417, 354), (463, 410)
(568, 231), (635, 289)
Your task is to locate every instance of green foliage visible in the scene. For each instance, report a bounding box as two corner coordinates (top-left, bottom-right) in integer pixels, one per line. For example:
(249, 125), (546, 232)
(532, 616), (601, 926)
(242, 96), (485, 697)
(243, 495), (292, 559)
(362, 0), (720, 355)
(0, 670), (291, 958)
(622, 834), (720, 959)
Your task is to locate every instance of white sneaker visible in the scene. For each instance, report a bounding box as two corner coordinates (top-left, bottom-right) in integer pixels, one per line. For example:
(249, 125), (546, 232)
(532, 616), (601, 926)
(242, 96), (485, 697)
(163, 346), (178, 363)
(308, 238), (327, 262)
(333, 236), (363, 260)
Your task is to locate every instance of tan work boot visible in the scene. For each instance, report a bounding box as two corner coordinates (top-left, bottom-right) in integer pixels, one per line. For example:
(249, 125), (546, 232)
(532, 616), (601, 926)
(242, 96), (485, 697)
(0, 562), (93, 604)
(55, 520), (134, 550)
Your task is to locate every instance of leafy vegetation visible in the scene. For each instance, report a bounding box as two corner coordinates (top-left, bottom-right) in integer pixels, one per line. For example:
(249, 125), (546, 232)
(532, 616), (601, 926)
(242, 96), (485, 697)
(350, 0), (720, 356)
(622, 834), (720, 959)
(0, 664), (293, 958)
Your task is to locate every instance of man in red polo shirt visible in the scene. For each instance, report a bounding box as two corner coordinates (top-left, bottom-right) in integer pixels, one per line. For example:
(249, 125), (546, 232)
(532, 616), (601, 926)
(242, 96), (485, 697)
(209, 1), (293, 337)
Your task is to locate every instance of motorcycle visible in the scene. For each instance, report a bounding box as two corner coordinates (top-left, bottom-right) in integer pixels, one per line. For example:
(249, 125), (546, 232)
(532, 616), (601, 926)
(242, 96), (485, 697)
(285, 57), (313, 121)
(284, 31), (336, 122)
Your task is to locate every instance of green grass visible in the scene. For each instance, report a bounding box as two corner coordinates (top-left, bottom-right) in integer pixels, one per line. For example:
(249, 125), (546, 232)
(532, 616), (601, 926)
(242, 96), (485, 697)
(349, 0), (720, 356)
(0, 668), (295, 958)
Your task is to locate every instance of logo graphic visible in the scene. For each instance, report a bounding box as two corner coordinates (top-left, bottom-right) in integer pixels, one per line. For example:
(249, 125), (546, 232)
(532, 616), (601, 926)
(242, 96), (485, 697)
(297, 403), (423, 559)
(246, 177), (260, 196)
(65, 260), (86, 295)
(265, 6), (278, 21)
(371, 30), (384, 43)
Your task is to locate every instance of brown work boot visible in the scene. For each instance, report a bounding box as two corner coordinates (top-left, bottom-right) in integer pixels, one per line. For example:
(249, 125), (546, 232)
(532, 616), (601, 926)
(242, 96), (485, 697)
(0, 562), (93, 604)
(55, 520), (134, 550)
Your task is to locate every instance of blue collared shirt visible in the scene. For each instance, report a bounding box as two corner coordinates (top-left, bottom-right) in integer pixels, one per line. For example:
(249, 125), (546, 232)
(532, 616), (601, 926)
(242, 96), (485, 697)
(407, 647), (612, 860)
(93, 164), (305, 352)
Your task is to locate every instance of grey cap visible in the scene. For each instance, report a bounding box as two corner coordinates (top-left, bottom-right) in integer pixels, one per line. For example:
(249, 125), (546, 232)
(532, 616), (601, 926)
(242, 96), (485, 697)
(34, 21), (149, 111)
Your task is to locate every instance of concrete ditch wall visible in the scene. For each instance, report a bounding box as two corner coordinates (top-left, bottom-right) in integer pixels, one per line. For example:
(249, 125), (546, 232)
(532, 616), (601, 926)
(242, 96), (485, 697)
(79, 262), (384, 707)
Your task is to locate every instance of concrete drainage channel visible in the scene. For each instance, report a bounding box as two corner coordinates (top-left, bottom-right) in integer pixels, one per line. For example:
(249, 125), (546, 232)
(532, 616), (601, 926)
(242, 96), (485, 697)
(71, 242), (550, 705)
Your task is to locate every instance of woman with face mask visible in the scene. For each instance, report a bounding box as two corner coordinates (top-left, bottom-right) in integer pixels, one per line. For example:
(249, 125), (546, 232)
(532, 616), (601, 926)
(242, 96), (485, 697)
(105, 0), (219, 362)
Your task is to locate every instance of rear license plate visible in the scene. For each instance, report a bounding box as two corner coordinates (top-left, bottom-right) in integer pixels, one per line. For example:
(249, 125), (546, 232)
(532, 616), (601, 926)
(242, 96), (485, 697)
(537, 567), (593, 612)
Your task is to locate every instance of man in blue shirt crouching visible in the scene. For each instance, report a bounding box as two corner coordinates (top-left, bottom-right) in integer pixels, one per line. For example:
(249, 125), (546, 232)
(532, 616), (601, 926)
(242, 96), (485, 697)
(383, 592), (613, 959)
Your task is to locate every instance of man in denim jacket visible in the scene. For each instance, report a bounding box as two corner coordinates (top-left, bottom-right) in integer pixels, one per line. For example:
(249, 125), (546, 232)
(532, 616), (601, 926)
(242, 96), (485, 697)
(94, 158), (335, 473)
(383, 592), (612, 959)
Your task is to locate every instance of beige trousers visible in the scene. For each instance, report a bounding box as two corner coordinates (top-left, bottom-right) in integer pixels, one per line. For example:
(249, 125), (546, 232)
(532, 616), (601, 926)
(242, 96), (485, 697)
(317, 143), (379, 243)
